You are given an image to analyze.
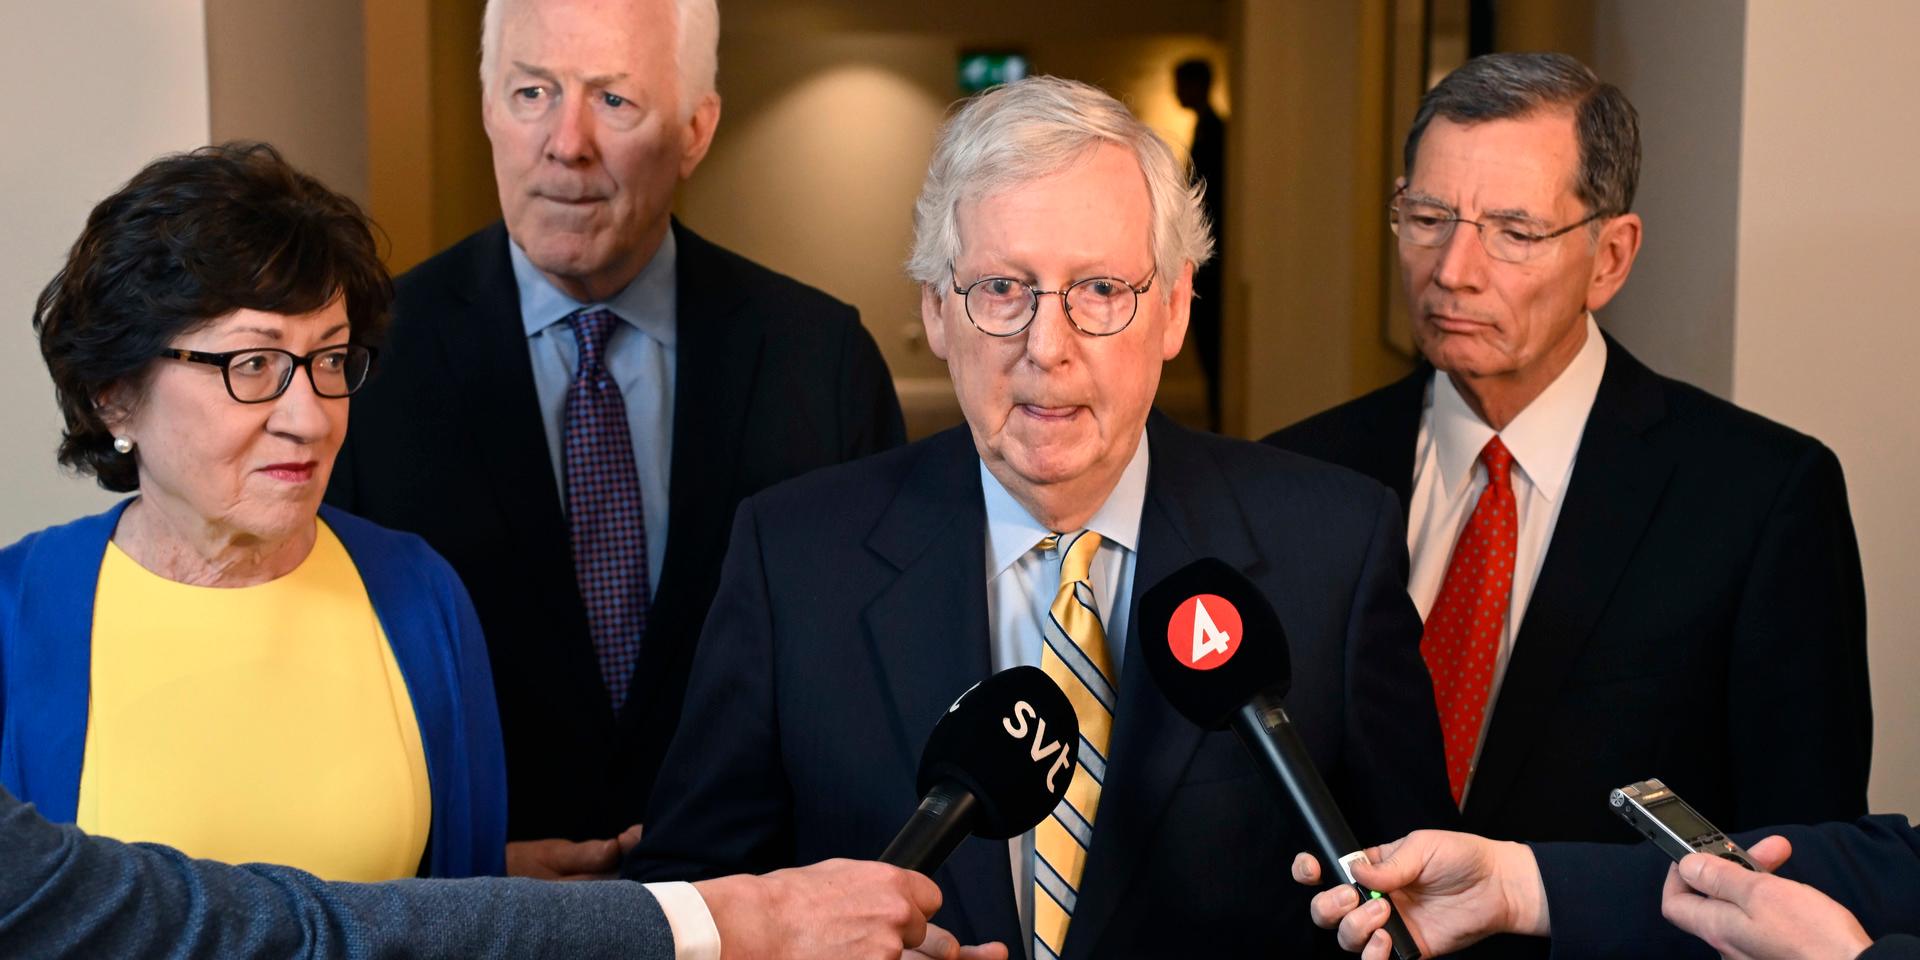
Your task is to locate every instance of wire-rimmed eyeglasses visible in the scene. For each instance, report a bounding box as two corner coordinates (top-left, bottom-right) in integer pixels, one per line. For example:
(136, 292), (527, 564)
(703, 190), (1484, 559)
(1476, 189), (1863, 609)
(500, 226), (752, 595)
(158, 343), (377, 404)
(949, 261), (1156, 337)
(1389, 187), (1610, 264)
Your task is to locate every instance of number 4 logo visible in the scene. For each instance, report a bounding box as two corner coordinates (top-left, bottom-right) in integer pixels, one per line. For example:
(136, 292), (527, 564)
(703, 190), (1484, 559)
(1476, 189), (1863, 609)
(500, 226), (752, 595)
(1167, 594), (1243, 671)
(1191, 599), (1233, 661)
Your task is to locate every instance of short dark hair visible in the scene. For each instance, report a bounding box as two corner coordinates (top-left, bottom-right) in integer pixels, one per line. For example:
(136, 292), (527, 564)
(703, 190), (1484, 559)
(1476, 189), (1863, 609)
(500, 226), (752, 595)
(1403, 52), (1640, 217)
(32, 141), (392, 492)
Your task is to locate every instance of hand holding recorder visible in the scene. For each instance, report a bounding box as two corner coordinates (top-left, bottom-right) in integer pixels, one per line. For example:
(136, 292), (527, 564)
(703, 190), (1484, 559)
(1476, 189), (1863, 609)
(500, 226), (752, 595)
(1291, 828), (1877, 960)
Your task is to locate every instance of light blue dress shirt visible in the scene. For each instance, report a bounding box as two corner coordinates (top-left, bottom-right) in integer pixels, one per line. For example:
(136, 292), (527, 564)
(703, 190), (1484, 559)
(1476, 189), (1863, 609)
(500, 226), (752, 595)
(980, 430), (1149, 948)
(509, 234), (676, 596)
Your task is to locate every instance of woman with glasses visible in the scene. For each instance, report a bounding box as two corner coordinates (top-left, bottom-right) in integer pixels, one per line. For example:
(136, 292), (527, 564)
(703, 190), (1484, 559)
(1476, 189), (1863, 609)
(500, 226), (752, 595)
(0, 142), (506, 880)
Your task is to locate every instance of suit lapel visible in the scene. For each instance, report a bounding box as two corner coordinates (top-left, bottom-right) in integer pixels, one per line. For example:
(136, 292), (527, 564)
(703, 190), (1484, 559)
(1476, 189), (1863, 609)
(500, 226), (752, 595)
(860, 428), (1011, 944)
(436, 225), (596, 668)
(620, 222), (763, 736)
(1065, 414), (1265, 960)
(1369, 368), (1428, 521)
(654, 221), (757, 614)
(1464, 338), (1674, 828)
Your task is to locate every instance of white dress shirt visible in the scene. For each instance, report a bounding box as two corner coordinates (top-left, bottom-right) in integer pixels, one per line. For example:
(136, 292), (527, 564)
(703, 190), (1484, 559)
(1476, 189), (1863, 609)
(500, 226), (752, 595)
(1406, 314), (1606, 799)
(647, 881), (719, 960)
(981, 431), (1149, 949)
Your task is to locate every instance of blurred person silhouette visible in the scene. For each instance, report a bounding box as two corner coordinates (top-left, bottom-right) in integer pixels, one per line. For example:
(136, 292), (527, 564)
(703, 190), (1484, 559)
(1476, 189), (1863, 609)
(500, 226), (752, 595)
(1175, 58), (1225, 431)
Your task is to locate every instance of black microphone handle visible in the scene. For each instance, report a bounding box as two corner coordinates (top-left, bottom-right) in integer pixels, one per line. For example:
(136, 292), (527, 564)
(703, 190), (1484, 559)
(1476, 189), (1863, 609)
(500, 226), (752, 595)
(1231, 689), (1422, 960)
(879, 780), (981, 874)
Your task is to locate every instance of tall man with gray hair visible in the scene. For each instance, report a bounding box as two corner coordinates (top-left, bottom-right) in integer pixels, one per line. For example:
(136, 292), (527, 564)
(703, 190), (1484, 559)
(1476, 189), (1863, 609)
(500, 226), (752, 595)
(627, 76), (1456, 958)
(1266, 53), (1871, 850)
(329, 0), (905, 879)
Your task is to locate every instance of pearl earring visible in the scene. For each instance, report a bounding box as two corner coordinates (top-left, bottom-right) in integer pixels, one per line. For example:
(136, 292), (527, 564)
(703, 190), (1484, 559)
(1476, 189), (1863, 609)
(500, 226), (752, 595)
(113, 436), (133, 454)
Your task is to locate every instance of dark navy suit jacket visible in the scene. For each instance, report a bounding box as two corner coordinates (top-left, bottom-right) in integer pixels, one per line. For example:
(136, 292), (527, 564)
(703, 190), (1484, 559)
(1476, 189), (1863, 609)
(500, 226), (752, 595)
(327, 220), (905, 842)
(1537, 814), (1920, 959)
(627, 413), (1457, 959)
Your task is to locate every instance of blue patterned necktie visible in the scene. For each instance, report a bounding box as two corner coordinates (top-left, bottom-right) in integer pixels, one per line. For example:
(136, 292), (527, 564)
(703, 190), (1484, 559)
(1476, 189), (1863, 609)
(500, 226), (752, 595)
(564, 308), (649, 713)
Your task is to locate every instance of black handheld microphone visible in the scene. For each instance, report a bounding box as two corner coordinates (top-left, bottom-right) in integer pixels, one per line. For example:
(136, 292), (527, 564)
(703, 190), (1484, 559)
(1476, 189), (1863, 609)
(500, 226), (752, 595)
(880, 665), (1079, 874)
(1139, 558), (1421, 960)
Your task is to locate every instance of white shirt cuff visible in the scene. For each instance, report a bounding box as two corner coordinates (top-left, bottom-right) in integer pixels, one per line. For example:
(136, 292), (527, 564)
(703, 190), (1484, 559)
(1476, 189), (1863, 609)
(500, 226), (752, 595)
(645, 880), (722, 960)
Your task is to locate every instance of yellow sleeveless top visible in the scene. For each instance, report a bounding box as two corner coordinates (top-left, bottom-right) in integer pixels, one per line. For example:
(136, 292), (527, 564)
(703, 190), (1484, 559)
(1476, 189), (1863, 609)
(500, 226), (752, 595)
(76, 520), (433, 881)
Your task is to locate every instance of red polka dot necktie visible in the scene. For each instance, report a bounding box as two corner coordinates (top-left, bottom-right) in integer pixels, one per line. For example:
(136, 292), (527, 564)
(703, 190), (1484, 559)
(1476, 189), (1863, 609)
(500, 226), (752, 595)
(564, 308), (649, 714)
(1421, 436), (1517, 806)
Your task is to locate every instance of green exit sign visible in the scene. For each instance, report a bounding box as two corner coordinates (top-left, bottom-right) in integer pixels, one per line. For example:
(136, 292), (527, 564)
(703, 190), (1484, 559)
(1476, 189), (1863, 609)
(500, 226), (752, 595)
(958, 52), (1029, 93)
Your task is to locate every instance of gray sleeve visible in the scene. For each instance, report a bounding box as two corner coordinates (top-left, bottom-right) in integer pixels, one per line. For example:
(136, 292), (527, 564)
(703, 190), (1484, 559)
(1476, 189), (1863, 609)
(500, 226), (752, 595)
(0, 787), (674, 960)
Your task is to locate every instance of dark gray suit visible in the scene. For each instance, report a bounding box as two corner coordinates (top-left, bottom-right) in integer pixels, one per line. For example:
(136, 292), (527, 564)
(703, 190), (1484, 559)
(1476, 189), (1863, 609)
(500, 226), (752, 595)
(0, 784), (672, 959)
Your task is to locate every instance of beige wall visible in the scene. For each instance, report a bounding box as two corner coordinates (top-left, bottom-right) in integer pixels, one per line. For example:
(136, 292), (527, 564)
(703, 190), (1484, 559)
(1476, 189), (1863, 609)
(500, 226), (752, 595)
(206, 0), (369, 207)
(0, 2), (212, 544)
(1230, 0), (1412, 438)
(364, 0), (498, 276)
(678, 32), (952, 388)
(1588, 0), (1744, 397)
(365, 0), (438, 271)
(1732, 0), (1920, 813)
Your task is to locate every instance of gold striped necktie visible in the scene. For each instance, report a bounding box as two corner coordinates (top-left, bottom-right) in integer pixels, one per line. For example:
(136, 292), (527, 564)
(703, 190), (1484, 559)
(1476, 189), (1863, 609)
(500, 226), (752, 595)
(1033, 530), (1115, 960)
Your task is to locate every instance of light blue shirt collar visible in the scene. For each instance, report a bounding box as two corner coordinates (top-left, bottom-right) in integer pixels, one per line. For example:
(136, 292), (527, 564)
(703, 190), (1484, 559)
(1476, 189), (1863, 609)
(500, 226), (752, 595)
(508, 229), (679, 347)
(982, 430), (1150, 578)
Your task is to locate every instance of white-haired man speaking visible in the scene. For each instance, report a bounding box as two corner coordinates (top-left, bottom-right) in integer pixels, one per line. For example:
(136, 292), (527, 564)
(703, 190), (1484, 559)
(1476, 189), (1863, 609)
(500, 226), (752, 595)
(627, 76), (1457, 959)
(329, 0), (906, 880)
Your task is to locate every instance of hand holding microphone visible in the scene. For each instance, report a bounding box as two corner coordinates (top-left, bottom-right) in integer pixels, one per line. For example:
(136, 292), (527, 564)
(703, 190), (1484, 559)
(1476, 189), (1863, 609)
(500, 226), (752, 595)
(693, 668), (1066, 960)
(1291, 830), (1550, 958)
(1139, 558), (1422, 960)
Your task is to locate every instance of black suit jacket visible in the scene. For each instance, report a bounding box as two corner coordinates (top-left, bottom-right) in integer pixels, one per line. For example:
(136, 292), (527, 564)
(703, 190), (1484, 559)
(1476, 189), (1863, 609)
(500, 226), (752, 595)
(1263, 334), (1872, 844)
(327, 220), (906, 841)
(626, 413), (1457, 958)
(1536, 814), (1920, 959)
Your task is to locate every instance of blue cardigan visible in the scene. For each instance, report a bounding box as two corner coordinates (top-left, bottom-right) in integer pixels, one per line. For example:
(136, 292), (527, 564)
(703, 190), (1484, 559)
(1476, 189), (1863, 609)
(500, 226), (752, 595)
(0, 500), (507, 877)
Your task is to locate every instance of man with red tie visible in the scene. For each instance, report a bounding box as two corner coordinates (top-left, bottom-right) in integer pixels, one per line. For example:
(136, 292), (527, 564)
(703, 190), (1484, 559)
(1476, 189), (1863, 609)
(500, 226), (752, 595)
(1266, 52), (1871, 850)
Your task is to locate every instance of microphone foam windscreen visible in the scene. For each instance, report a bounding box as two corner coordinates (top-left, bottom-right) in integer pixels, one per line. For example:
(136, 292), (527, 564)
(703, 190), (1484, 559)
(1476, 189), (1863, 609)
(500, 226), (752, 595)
(917, 665), (1079, 839)
(1138, 557), (1292, 730)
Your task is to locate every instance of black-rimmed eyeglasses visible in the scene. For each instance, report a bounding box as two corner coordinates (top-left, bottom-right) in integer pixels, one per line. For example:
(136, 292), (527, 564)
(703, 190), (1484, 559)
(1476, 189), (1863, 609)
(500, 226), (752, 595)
(950, 261), (1156, 337)
(158, 343), (377, 403)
